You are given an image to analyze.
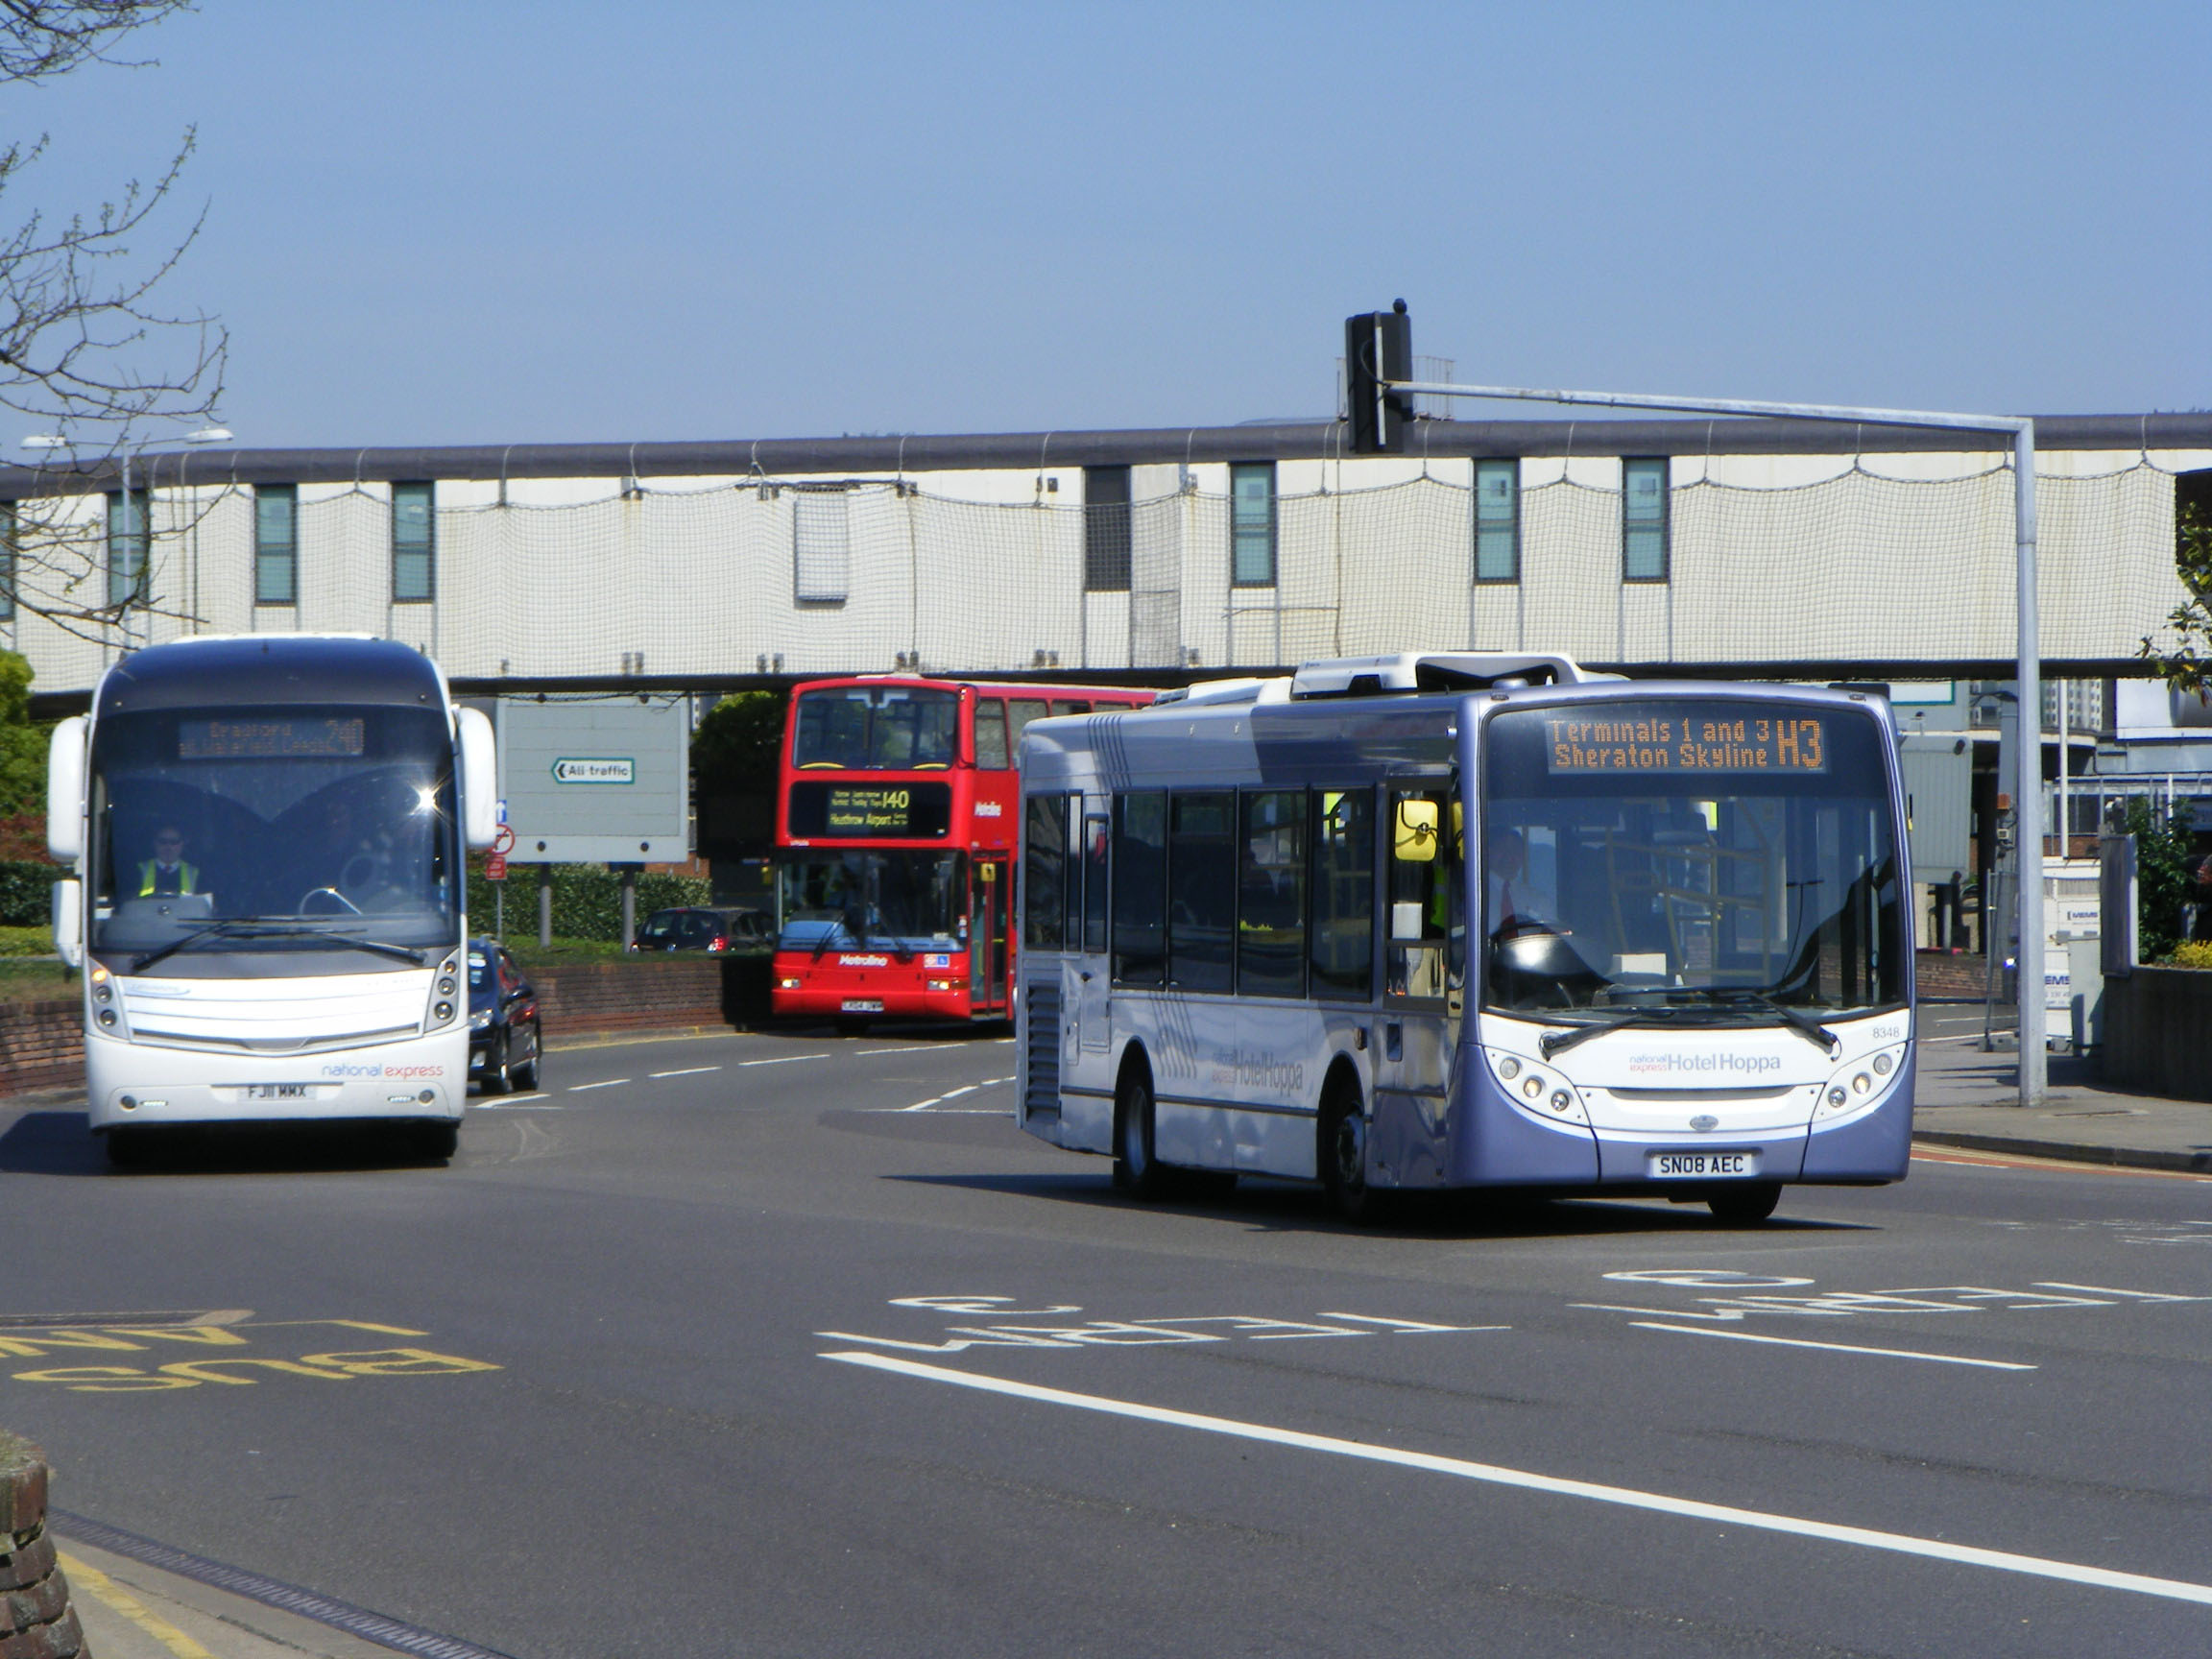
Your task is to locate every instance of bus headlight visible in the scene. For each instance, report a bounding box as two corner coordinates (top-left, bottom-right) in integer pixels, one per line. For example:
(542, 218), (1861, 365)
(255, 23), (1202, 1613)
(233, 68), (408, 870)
(1872, 1051), (1894, 1075)
(1825, 1085), (1847, 1108)
(778, 977), (802, 991)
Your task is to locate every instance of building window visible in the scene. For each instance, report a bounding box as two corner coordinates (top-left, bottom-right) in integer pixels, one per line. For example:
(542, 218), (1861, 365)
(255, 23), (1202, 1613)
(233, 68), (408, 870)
(106, 489), (149, 607)
(392, 481), (434, 603)
(1475, 458), (1519, 583)
(1623, 457), (1669, 582)
(254, 485), (298, 605)
(1230, 462), (1276, 588)
(793, 491), (850, 605)
(1083, 465), (1132, 592)
(0, 502), (14, 621)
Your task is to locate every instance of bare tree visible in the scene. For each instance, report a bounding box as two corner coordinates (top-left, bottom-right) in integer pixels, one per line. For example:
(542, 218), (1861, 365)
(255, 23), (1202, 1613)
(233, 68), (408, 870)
(0, 1), (228, 639)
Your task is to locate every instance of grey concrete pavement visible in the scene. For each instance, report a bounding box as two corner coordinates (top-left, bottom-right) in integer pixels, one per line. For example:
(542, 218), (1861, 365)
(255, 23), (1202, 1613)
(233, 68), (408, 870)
(1914, 1008), (2212, 1174)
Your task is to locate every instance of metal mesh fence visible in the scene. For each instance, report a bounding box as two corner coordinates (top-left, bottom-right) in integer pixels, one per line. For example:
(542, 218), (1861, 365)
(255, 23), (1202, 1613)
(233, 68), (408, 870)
(4, 450), (2197, 687)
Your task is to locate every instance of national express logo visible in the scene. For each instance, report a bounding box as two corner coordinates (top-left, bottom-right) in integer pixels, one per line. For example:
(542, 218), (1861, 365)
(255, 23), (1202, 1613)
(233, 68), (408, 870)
(321, 1062), (446, 1080)
(1625, 1051), (1784, 1079)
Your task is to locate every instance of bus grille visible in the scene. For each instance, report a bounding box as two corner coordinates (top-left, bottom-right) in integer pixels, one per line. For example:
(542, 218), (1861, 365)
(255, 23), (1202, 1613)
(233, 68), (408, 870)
(1022, 981), (1061, 1118)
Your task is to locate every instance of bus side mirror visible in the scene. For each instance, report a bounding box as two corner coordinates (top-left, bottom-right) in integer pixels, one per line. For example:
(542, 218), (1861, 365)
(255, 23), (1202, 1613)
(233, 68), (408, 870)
(1394, 799), (1438, 862)
(51, 879), (82, 970)
(457, 707), (497, 850)
(46, 716), (85, 862)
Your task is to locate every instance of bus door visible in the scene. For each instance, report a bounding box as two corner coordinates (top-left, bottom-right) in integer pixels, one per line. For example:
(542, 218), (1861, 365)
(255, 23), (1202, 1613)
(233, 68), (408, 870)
(1074, 807), (1112, 1054)
(971, 857), (1010, 1011)
(1376, 783), (1462, 1179)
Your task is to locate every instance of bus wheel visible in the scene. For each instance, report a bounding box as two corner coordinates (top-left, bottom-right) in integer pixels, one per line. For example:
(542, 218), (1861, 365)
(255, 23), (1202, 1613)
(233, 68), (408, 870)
(1708, 1182), (1782, 1225)
(1114, 1066), (1166, 1199)
(1319, 1076), (1373, 1223)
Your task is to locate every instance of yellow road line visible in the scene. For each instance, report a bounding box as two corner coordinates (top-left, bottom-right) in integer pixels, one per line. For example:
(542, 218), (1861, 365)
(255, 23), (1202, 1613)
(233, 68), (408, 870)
(58, 1551), (218, 1659)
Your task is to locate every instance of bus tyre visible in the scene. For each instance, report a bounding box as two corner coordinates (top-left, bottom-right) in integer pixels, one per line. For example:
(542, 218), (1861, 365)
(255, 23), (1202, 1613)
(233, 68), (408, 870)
(1319, 1076), (1374, 1223)
(1708, 1182), (1782, 1225)
(1114, 1066), (1166, 1200)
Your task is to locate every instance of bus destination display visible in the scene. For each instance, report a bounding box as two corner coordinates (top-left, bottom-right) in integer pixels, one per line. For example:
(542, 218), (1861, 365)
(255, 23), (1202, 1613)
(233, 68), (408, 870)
(787, 781), (952, 839)
(1546, 708), (1826, 775)
(179, 717), (367, 759)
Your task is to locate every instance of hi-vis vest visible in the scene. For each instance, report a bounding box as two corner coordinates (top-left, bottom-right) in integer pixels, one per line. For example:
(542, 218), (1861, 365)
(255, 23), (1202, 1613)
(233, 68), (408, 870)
(137, 860), (200, 897)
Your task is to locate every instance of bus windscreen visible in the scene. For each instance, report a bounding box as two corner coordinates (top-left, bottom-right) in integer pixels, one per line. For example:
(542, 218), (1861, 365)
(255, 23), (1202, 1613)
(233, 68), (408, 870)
(1482, 701), (1900, 1016)
(793, 686), (960, 770)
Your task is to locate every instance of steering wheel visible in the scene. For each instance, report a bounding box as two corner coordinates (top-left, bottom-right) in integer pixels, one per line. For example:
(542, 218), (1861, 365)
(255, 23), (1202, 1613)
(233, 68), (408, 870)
(339, 852), (385, 892)
(299, 886), (361, 916)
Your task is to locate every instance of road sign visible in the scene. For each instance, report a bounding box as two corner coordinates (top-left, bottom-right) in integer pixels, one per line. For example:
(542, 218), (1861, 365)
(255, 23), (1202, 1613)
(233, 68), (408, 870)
(485, 854), (509, 881)
(493, 825), (517, 855)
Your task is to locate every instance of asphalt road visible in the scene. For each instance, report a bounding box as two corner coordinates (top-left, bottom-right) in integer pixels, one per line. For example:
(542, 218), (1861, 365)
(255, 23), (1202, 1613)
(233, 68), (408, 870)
(1, 1026), (2207, 1659)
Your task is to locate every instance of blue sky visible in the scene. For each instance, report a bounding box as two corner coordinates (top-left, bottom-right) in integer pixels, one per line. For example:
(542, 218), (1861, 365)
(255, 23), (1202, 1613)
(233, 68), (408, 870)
(11, 0), (2208, 448)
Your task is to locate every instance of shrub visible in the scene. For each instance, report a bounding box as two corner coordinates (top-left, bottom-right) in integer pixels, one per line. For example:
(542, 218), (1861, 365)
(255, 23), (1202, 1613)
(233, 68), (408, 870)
(0, 861), (57, 927)
(2169, 940), (2212, 970)
(463, 863), (712, 943)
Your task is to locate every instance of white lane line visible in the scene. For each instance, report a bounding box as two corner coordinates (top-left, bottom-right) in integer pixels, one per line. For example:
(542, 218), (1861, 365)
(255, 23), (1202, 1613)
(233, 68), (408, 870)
(737, 1053), (832, 1068)
(864, 1044), (973, 1056)
(865, 1107), (1013, 1116)
(566, 1079), (629, 1092)
(822, 1351), (2211, 1607)
(649, 1066), (722, 1079)
(1629, 1322), (2036, 1371)
(901, 1076), (1016, 1111)
(1320, 1312), (1510, 1334)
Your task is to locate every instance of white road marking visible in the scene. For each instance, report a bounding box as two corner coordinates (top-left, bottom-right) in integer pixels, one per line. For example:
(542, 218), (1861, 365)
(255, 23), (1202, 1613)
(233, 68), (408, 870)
(1319, 1312), (1510, 1334)
(472, 1102), (565, 1111)
(822, 1351), (2212, 1607)
(864, 1044), (973, 1055)
(566, 1079), (628, 1092)
(649, 1066), (722, 1078)
(2033, 1281), (2212, 1302)
(738, 1053), (831, 1068)
(900, 1076), (1016, 1111)
(1629, 1322), (2036, 1370)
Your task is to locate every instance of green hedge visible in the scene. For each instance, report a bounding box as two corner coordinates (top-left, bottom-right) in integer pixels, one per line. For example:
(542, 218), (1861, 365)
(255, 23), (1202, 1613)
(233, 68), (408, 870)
(464, 864), (712, 943)
(0, 924), (51, 956)
(0, 860), (56, 927)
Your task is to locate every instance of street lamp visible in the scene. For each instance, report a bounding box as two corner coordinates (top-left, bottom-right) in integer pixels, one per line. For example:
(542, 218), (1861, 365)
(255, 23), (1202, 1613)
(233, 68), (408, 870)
(20, 425), (237, 643)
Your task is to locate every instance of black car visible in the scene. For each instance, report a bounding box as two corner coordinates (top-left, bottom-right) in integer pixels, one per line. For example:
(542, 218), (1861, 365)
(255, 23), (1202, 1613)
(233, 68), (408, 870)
(468, 938), (542, 1094)
(629, 905), (773, 954)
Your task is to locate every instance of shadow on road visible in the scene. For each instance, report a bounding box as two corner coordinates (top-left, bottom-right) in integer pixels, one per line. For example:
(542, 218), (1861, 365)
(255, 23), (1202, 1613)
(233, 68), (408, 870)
(887, 1169), (1870, 1238)
(0, 1110), (452, 1176)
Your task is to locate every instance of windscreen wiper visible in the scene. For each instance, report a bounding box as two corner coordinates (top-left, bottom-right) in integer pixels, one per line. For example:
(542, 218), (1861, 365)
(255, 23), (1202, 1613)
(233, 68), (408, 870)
(132, 920), (426, 974)
(1693, 989), (1839, 1054)
(1539, 1006), (1696, 1059)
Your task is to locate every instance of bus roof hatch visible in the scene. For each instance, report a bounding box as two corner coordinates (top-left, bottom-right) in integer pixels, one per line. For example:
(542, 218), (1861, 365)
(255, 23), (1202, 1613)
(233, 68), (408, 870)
(1287, 652), (1605, 699)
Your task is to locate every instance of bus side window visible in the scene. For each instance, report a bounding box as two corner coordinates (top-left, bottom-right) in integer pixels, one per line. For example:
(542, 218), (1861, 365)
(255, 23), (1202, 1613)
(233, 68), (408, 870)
(1082, 812), (1110, 954)
(1061, 796), (1081, 948)
(1023, 794), (1068, 950)
(974, 699), (1009, 769)
(1310, 788), (1374, 1000)
(1008, 699), (1050, 758)
(1111, 792), (1166, 986)
(1386, 788), (1454, 1002)
(1166, 792), (1234, 992)
(1050, 700), (1092, 716)
(1237, 789), (1306, 998)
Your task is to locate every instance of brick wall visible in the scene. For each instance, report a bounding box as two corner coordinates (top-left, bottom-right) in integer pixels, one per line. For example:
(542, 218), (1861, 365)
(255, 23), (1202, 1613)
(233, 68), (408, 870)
(0, 1432), (85, 1659)
(0, 1002), (81, 1099)
(1915, 950), (1991, 1000)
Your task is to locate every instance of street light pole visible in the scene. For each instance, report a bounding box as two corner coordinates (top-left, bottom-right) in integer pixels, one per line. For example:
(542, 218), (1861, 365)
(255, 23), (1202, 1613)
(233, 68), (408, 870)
(1383, 374), (2046, 1106)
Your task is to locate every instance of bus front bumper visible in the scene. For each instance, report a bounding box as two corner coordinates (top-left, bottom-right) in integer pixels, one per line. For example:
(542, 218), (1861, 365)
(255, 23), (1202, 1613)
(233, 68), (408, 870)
(84, 1026), (466, 1132)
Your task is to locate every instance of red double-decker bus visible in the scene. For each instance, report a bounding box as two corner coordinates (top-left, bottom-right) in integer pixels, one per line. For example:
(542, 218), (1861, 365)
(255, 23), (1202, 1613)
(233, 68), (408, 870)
(772, 675), (1156, 1028)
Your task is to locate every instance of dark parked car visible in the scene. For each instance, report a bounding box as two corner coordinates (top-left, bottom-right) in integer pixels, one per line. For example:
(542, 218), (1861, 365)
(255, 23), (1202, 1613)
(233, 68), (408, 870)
(469, 938), (542, 1094)
(629, 905), (773, 954)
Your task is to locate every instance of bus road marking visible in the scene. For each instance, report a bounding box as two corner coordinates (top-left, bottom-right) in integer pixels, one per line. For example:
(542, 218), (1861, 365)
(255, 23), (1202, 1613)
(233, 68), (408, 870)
(821, 1350), (2212, 1608)
(566, 1079), (628, 1092)
(738, 1053), (831, 1068)
(1629, 1322), (2036, 1370)
(649, 1067), (721, 1078)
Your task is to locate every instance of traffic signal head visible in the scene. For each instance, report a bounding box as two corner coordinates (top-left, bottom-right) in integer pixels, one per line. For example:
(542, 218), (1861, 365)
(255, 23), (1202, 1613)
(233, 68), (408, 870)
(1344, 302), (1412, 453)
